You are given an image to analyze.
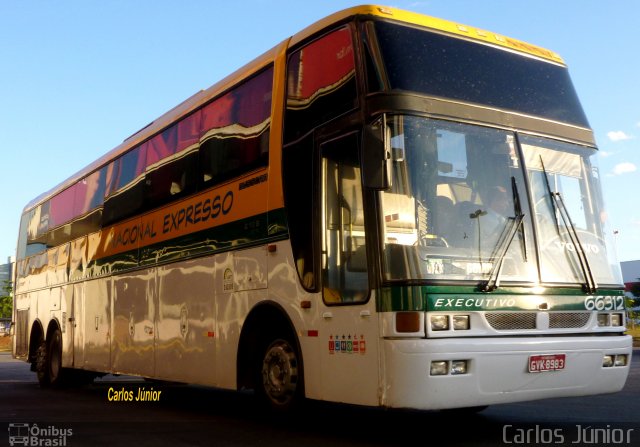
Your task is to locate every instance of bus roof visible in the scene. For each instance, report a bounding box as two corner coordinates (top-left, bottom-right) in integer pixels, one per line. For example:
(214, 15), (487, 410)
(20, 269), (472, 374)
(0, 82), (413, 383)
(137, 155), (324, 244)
(290, 5), (564, 64)
(24, 4), (565, 212)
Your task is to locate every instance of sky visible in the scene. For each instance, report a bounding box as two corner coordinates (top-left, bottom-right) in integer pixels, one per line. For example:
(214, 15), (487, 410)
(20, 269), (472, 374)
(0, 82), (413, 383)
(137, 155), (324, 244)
(1, 1), (639, 266)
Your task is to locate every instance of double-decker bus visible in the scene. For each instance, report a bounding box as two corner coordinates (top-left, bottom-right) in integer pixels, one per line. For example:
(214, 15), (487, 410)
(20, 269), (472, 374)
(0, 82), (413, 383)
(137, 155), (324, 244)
(12, 5), (631, 411)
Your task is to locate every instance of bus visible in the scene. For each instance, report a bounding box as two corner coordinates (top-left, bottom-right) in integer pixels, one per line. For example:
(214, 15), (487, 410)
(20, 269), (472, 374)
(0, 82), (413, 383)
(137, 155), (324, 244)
(12, 5), (631, 411)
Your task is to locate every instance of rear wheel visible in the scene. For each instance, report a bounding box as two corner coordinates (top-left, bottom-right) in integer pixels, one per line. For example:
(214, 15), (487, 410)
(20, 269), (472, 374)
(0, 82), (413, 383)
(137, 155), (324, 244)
(256, 337), (302, 411)
(35, 339), (49, 387)
(46, 328), (64, 386)
(36, 328), (66, 388)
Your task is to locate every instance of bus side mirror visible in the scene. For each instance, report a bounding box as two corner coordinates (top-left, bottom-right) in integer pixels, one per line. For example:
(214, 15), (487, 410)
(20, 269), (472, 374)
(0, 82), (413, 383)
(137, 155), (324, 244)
(362, 118), (392, 190)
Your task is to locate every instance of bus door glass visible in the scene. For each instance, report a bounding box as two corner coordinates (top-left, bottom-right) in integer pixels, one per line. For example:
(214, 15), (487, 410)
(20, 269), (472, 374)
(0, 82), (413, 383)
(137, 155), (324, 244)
(319, 133), (379, 406)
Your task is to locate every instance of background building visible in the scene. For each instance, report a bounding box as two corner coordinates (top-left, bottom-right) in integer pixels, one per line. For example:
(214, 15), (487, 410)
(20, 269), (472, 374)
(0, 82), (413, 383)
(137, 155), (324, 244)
(0, 257), (13, 286)
(621, 260), (640, 295)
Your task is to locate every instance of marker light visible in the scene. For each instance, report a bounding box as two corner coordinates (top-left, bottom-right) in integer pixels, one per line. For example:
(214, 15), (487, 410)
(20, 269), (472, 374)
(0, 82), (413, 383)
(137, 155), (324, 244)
(430, 315), (449, 331)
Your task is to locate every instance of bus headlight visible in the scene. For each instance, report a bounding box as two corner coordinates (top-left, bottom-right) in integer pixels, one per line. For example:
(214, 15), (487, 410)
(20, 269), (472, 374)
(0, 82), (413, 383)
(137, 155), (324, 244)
(451, 360), (468, 375)
(430, 315), (449, 331)
(597, 314), (609, 327)
(610, 313), (623, 327)
(603, 354), (628, 367)
(614, 355), (628, 367)
(430, 361), (449, 375)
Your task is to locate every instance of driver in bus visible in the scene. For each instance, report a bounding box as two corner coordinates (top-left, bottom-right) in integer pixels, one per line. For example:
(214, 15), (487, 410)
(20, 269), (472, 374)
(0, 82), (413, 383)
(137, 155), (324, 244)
(479, 185), (510, 243)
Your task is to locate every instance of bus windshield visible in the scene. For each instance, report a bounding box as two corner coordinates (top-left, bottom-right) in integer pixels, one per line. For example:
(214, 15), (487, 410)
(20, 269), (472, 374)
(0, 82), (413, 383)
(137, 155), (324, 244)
(380, 116), (621, 286)
(521, 135), (621, 286)
(371, 20), (589, 127)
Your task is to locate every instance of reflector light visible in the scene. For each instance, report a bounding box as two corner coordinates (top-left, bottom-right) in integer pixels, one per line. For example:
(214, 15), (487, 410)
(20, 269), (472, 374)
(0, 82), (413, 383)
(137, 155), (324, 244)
(395, 312), (421, 333)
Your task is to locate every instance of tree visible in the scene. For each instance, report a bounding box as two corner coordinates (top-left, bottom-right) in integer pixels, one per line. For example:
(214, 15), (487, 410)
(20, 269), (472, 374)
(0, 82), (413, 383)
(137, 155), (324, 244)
(627, 278), (640, 329)
(0, 280), (11, 319)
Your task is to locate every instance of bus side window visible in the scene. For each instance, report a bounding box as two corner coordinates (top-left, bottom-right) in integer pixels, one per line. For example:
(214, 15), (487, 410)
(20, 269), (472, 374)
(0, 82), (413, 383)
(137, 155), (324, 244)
(321, 134), (368, 304)
(284, 26), (357, 143)
(144, 125), (199, 209)
(199, 68), (272, 188)
(102, 147), (146, 226)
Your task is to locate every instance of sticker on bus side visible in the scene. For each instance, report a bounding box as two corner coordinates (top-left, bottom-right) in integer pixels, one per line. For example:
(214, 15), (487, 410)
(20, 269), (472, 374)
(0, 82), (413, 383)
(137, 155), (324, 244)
(328, 334), (366, 355)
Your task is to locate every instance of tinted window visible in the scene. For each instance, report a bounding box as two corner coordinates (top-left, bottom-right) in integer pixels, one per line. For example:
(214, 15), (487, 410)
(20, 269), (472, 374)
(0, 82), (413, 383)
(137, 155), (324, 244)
(284, 26), (357, 143)
(21, 68), (273, 248)
(200, 67), (272, 186)
(145, 151), (198, 207)
(282, 133), (316, 290)
(373, 21), (589, 127)
(108, 146), (146, 194)
(17, 203), (51, 259)
(49, 184), (76, 229)
(103, 146), (146, 225)
(84, 168), (107, 211)
(144, 120), (198, 207)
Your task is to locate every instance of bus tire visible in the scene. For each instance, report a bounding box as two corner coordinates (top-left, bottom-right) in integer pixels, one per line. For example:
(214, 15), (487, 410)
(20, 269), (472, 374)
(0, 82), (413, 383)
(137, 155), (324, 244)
(45, 328), (65, 387)
(256, 336), (302, 411)
(35, 338), (50, 387)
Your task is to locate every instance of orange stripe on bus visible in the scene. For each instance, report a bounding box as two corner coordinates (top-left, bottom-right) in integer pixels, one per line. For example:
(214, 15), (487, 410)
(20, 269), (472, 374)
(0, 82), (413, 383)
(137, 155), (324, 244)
(95, 169), (270, 259)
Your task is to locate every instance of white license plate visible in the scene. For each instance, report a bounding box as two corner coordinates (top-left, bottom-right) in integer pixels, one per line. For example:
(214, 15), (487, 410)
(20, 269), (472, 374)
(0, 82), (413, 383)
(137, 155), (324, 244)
(528, 354), (566, 373)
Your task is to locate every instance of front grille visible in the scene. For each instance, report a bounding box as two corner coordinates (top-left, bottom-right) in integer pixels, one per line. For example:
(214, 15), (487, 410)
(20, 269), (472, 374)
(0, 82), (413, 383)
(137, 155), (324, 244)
(485, 311), (591, 331)
(549, 312), (590, 329)
(485, 312), (536, 330)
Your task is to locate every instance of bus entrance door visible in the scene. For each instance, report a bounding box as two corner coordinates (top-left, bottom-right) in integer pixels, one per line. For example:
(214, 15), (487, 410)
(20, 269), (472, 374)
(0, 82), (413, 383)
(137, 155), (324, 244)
(318, 134), (380, 406)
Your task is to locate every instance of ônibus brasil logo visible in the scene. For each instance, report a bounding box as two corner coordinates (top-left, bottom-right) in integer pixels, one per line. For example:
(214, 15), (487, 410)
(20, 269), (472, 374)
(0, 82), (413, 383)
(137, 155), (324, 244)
(8, 423), (73, 446)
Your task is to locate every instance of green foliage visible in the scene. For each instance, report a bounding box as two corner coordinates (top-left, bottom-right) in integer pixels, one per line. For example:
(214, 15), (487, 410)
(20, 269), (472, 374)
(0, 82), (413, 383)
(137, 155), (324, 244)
(0, 280), (11, 319)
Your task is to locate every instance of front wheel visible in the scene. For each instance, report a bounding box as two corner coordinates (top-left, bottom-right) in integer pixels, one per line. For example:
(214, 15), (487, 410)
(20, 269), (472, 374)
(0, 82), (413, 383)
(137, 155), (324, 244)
(257, 338), (302, 411)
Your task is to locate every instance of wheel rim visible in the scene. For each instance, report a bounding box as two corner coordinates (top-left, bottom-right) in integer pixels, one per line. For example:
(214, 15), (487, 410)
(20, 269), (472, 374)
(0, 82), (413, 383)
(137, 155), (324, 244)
(261, 339), (298, 406)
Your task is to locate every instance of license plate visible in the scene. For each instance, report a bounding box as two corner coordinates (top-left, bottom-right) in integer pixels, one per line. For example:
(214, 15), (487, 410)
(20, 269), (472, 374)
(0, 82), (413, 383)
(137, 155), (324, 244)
(528, 354), (566, 373)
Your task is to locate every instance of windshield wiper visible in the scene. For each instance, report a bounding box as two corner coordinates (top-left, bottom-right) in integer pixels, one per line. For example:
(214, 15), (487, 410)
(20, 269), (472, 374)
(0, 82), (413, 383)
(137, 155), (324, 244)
(481, 213), (523, 292)
(540, 157), (597, 293)
(481, 177), (525, 292)
(511, 176), (527, 262)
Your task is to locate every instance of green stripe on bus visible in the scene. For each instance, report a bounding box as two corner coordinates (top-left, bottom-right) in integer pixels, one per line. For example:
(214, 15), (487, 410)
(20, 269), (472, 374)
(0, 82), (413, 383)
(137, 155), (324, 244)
(376, 285), (625, 312)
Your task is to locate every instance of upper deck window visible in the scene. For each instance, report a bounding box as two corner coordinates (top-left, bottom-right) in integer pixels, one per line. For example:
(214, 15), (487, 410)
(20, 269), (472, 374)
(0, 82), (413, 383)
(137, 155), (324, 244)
(285, 26), (357, 143)
(371, 21), (589, 128)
